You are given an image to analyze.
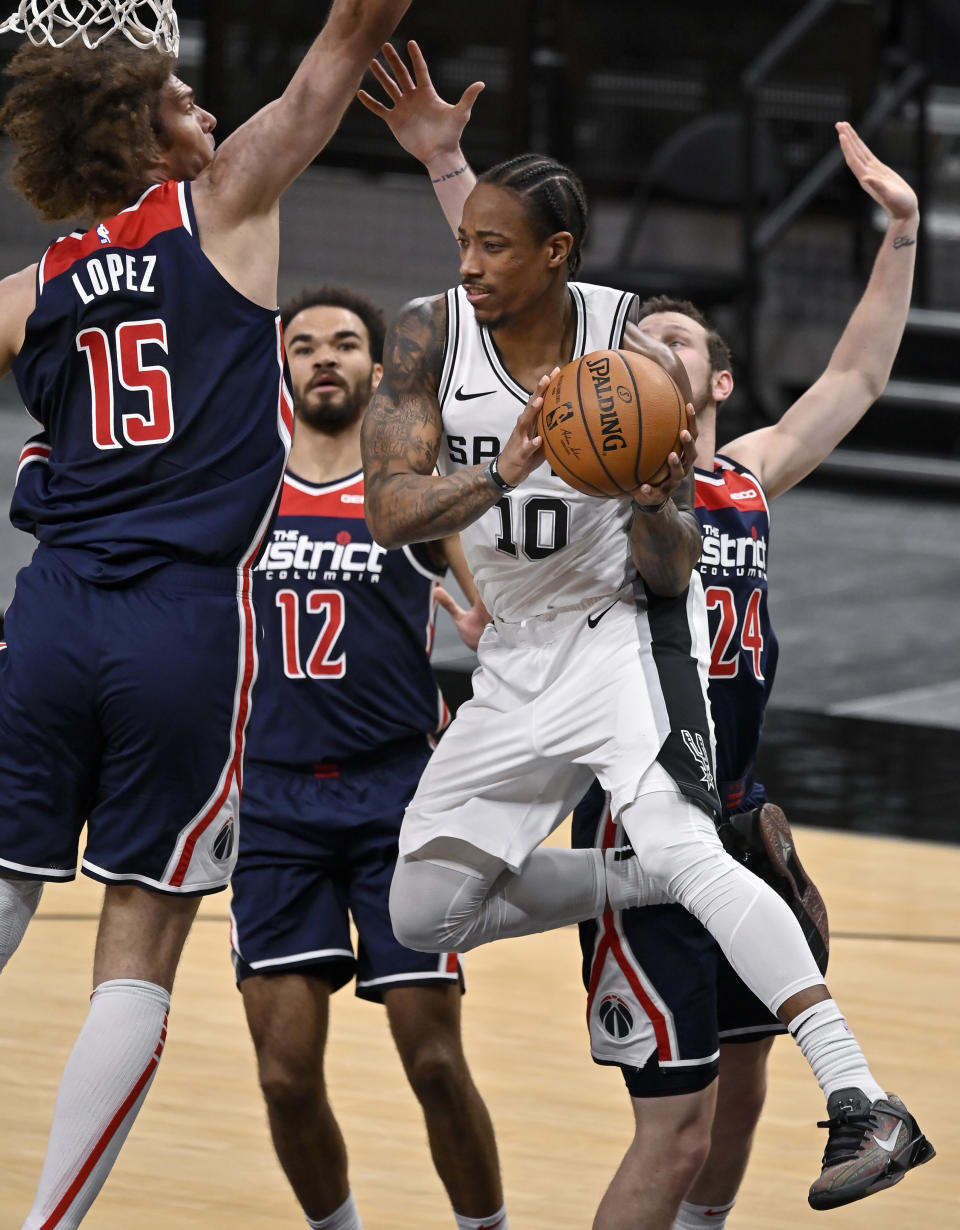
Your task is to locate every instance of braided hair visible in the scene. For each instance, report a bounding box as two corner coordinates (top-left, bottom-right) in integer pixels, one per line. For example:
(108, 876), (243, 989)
(479, 154), (589, 276)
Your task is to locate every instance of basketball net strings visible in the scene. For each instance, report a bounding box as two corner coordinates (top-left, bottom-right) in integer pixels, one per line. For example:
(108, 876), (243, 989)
(0, 1), (180, 53)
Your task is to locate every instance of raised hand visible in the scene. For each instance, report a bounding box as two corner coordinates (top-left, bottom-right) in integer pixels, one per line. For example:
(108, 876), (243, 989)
(836, 120), (919, 222)
(358, 39), (484, 170)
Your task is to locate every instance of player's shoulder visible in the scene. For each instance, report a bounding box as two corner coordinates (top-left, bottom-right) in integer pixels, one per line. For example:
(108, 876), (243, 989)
(0, 263), (39, 372)
(384, 293), (448, 379)
(397, 291), (448, 320)
(697, 452), (769, 513)
(0, 263), (38, 299)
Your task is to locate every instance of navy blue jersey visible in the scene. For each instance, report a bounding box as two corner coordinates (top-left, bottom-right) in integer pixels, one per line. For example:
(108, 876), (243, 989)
(247, 469), (450, 765)
(695, 455), (778, 810)
(10, 180), (292, 583)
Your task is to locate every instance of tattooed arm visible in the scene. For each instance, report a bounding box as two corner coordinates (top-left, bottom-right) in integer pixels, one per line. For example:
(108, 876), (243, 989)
(628, 468), (701, 597)
(361, 295), (548, 548)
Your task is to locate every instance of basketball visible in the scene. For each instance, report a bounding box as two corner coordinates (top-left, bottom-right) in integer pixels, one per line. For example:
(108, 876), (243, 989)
(537, 349), (685, 498)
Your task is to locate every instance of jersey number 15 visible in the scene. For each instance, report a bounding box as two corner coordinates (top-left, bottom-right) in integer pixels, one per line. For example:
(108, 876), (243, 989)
(77, 319), (174, 449)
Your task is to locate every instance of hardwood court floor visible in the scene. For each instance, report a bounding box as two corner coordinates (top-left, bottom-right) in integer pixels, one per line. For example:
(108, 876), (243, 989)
(2, 824), (957, 1229)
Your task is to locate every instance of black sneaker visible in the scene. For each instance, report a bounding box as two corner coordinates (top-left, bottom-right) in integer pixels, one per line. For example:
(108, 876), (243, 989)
(808, 1087), (935, 1210)
(720, 802), (829, 973)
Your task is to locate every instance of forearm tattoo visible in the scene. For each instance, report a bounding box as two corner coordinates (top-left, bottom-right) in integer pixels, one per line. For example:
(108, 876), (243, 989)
(361, 297), (501, 545)
(629, 470), (702, 596)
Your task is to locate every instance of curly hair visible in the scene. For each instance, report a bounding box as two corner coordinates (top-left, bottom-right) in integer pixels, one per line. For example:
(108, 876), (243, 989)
(0, 39), (174, 221)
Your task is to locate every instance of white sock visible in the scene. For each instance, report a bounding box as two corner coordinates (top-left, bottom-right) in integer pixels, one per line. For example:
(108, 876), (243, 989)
(306, 1192), (364, 1229)
(672, 1199), (735, 1228)
(454, 1205), (508, 1229)
(789, 999), (885, 1103)
(23, 978), (170, 1230)
(0, 876), (43, 971)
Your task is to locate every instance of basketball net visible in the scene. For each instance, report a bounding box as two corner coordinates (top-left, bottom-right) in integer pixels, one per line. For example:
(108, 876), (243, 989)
(0, 1), (179, 52)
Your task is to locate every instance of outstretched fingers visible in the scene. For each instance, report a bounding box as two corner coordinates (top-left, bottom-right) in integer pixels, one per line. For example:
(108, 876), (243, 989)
(836, 120), (918, 220)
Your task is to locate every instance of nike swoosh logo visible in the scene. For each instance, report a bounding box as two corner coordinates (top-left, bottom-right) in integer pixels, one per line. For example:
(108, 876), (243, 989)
(454, 386), (496, 401)
(587, 600), (619, 628)
(873, 1124), (903, 1153)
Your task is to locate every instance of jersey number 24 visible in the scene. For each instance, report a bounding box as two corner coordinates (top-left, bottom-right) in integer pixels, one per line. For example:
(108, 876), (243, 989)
(704, 585), (765, 680)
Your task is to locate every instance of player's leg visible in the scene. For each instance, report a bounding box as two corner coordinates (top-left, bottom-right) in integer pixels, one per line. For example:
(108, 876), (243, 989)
(572, 784), (722, 1230)
(386, 986), (506, 1229)
(240, 972), (355, 1223)
(0, 874), (44, 971)
(231, 758), (365, 1228)
(675, 797), (827, 1227)
(391, 838), (611, 951)
(596, 1086), (716, 1230)
(21, 567), (254, 1229)
(0, 554), (97, 972)
(349, 743), (507, 1229)
(673, 1039), (773, 1229)
(23, 885), (198, 1230)
(391, 617), (664, 953)
(617, 778), (934, 1208)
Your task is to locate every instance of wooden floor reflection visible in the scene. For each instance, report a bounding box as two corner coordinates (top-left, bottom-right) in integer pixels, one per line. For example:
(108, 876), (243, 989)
(2, 823), (957, 1229)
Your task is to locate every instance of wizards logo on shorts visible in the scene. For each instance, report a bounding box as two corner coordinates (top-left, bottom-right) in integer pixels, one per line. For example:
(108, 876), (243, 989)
(598, 994), (635, 1040)
(212, 815), (236, 862)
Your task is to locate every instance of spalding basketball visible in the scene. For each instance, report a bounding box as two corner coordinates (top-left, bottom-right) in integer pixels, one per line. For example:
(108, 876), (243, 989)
(538, 349), (685, 498)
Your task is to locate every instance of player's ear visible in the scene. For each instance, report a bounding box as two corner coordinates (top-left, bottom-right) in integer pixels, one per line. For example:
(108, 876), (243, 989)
(712, 368), (734, 405)
(546, 231), (574, 269)
(371, 362), (384, 391)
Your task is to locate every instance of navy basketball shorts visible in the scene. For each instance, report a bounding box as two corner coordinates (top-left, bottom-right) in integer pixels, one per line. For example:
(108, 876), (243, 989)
(572, 780), (782, 1100)
(230, 740), (463, 1001)
(0, 548), (254, 894)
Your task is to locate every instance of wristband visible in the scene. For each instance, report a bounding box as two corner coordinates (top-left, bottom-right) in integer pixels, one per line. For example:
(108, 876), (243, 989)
(633, 497), (669, 515)
(484, 454), (516, 493)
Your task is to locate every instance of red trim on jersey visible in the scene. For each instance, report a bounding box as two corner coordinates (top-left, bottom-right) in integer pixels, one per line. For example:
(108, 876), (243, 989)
(696, 465), (767, 513)
(40, 183), (184, 285)
(279, 480), (366, 519)
(585, 810), (675, 1061)
(276, 320), (295, 439)
(39, 1010), (168, 1229)
(17, 442), (51, 479)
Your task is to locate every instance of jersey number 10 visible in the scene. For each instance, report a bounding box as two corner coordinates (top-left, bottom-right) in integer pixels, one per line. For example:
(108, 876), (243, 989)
(76, 319), (174, 449)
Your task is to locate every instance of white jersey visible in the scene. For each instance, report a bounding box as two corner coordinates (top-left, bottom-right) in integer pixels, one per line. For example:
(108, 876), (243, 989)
(436, 281), (636, 622)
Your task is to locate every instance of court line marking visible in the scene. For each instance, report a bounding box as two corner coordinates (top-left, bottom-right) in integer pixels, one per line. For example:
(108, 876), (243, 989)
(28, 915), (960, 945)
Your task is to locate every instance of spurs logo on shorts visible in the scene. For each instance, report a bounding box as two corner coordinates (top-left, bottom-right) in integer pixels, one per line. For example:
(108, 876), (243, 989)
(682, 729), (716, 793)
